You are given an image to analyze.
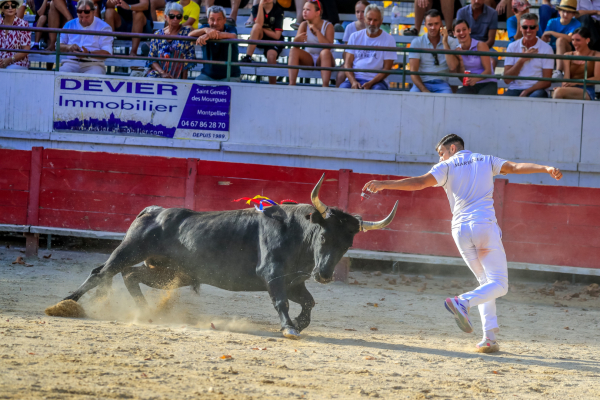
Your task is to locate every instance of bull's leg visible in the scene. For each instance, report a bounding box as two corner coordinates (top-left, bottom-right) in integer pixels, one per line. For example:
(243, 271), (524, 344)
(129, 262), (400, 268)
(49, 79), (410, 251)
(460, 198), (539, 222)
(266, 279), (300, 340)
(122, 264), (188, 309)
(64, 242), (146, 302)
(89, 263), (113, 300)
(286, 282), (315, 333)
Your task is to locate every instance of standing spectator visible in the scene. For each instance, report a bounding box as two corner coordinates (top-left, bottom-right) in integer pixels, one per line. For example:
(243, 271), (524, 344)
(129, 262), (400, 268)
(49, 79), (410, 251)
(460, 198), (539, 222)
(578, 0), (600, 51)
(105, 0), (153, 56)
(336, 0), (368, 87)
(190, 5), (240, 82)
(240, 0), (284, 85)
(287, 0), (334, 87)
(456, 0), (498, 50)
(541, 0), (580, 74)
(0, 0), (30, 69)
(453, 19), (497, 95)
(507, 0), (542, 43)
(409, 10), (459, 94)
(403, 0), (455, 36)
(340, 4), (396, 90)
(553, 27), (599, 100)
(58, 0), (113, 74)
(503, 13), (553, 97)
(145, 2), (195, 79)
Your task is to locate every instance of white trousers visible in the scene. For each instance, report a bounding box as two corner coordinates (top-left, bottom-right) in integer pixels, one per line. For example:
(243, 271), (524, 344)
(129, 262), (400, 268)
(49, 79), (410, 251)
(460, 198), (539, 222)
(60, 61), (106, 75)
(452, 221), (509, 332)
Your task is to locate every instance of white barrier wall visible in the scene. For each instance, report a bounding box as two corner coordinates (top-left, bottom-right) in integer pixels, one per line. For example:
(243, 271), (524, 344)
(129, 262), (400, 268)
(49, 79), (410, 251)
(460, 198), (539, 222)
(2, 70), (599, 188)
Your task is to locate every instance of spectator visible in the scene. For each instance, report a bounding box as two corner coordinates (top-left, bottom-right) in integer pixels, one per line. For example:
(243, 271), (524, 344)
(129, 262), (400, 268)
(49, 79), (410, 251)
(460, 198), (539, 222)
(30, 0), (50, 50)
(403, 0), (455, 36)
(340, 4), (396, 90)
(507, 0), (544, 43)
(145, 2), (195, 79)
(58, 0), (113, 74)
(503, 13), (553, 97)
(47, 0), (77, 51)
(453, 19), (497, 95)
(336, 0), (368, 87)
(199, 0), (241, 26)
(409, 10), (459, 94)
(150, 0), (200, 26)
(578, 0), (600, 51)
(246, 0), (300, 28)
(240, 0), (284, 85)
(553, 27), (599, 100)
(541, 0), (580, 74)
(456, 0), (497, 50)
(288, 0), (334, 87)
(190, 5), (240, 82)
(0, 0), (30, 69)
(105, 0), (153, 56)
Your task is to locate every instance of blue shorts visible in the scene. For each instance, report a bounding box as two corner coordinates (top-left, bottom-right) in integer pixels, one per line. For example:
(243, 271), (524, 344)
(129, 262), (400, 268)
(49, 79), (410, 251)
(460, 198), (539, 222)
(574, 85), (596, 100)
(340, 78), (389, 90)
(410, 79), (452, 93)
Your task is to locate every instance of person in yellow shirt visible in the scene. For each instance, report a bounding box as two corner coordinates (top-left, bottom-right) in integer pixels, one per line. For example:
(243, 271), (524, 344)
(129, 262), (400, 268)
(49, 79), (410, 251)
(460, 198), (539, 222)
(178, 0), (199, 28)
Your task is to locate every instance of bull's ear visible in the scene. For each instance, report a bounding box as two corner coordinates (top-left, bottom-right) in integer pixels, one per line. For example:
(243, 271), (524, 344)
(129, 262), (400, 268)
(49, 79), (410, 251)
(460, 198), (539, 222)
(309, 211), (326, 227)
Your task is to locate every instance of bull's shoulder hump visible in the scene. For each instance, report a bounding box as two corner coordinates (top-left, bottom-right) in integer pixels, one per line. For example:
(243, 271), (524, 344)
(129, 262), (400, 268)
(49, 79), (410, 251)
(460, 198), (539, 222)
(135, 205), (165, 219)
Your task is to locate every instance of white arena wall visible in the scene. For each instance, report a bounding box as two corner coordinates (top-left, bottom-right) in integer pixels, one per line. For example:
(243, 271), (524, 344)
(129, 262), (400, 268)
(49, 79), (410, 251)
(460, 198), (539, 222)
(2, 69), (600, 188)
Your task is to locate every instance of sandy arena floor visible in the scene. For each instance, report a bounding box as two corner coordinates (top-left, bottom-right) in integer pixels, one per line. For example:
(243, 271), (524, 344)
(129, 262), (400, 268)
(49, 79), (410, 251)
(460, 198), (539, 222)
(1, 246), (600, 399)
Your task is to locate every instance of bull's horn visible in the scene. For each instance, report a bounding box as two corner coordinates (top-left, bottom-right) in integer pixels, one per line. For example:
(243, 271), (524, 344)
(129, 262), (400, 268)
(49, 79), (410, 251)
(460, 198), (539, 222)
(311, 173), (330, 218)
(361, 201), (399, 231)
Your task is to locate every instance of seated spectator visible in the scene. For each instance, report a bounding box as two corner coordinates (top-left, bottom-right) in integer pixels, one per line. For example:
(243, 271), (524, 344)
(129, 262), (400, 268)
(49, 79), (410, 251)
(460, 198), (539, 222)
(336, 0), (368, 87)
(58, 0), (113, 74)
(145, 2), (195, 79)
(47, 0), (77, 51)
(456, 0), (498, 50)
(503, 13), (553, 97)
(105, 0), (153, 55)
(150, 0), (200, 27)
(288, 0), (334, 87)
(409, 10), (459, 93)
(578, 0), (600, 51)
(553, 28), (599, 100)
(199, 0), (241, 26)
(541, 0), (580, 74)
(31, 0), (50, 50)
(340, 4), (396, 90)
(190, 5), (240, 82)
(0, 0), (30, 69)
(403, 0), (455, 37)
(453, 19), (497, 95)
(240, 0), (284, 85)
(507, 0), (542, 43)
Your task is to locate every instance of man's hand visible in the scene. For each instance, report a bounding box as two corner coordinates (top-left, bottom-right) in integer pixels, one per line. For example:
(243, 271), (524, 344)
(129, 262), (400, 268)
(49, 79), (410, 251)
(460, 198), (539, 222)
(362, 80), (375, 90)
(351, 80), (363, 89)
(69, 44), (82, 52)
(362, 180), (386, 193)
(196, 34), (210, 45)
(541, 31), (554, 42)
(519, 88), (532, 97)
(547, 166), (563, 180)
(496, 0), (509, 14)
(518, 47), (537, 64)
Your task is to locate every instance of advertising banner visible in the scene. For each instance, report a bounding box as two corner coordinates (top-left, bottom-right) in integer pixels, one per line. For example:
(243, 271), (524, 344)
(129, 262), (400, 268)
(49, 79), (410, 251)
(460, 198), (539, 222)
(53, 76), (231, 141)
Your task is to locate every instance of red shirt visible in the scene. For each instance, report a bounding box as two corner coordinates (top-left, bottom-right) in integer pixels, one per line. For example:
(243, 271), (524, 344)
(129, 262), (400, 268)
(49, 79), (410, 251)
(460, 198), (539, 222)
(0, 17), (30, 68)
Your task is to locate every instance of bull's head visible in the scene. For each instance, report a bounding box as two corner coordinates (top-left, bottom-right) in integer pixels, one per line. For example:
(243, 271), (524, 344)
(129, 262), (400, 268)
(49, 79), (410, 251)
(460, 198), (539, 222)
(309, 174), (398, 283)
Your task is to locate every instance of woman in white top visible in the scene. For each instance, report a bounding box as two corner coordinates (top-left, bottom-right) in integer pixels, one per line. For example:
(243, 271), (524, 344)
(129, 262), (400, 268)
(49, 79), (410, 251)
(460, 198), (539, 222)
(287, 0), (334, 87)
(336, 0), (369, 87)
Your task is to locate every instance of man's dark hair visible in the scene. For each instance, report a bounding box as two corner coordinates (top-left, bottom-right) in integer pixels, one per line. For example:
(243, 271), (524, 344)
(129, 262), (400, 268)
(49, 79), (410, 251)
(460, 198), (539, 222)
(520, 13), (538, 23)
(425, 9), (442, 20)
(436, 134), (464, 151)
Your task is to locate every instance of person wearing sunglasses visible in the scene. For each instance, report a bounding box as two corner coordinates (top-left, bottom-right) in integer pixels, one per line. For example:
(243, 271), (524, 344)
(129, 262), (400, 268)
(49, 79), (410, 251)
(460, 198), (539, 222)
(503, 13), (554, 97)
(57, 0), (113, 74)
(105, 0), (153, 56)
(0, 0), (31, 69)
(145, 2), (195, 79)
(409, 9), (459, 94)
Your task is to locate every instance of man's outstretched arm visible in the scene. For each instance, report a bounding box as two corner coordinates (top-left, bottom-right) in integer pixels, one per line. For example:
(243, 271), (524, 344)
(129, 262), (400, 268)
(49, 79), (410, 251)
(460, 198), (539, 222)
(363, 173), (438, 193)
(500, 161), (562, 180)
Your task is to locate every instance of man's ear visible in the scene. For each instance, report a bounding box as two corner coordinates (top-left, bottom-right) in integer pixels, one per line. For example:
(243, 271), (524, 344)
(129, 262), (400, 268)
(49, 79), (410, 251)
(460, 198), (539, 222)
(309, 212), (326, 227)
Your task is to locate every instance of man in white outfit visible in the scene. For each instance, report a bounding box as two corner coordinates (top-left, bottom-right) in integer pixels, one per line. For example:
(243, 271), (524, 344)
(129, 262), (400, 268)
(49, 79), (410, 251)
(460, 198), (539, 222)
(362, 134), (562, 353)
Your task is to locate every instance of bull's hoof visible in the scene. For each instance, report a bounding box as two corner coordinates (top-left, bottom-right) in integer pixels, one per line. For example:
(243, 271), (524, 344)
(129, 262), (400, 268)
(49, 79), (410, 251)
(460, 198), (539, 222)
(282, 328), (300, 340)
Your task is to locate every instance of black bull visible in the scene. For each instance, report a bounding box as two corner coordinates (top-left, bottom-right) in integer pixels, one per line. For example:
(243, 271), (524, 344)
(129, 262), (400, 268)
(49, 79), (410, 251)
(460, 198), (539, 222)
(63, 175), (398, 339)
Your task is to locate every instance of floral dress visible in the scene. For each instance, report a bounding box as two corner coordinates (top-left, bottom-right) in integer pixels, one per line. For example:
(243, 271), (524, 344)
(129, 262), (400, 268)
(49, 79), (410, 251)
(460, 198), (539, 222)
(0, 16), (31, 68)
(145, 26), (195, 79)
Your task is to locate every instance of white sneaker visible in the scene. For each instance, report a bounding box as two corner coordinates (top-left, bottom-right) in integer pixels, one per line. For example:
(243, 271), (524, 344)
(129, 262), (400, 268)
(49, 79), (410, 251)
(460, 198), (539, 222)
(444, 296), (473, 333)
(552, 70), (564, 80)
(476, 337), (500, 353)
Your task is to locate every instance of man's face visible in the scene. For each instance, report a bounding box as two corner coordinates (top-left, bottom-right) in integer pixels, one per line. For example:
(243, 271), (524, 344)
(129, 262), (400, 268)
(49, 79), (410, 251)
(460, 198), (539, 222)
(520, 19), (538, 40)
(425, 15), (442, 37)
(208, 11), (226, 31)
(559, 10), (575, 24)
(365, 10), (382, 34)
(437, 144), (459, 161)
(472, 0), (484, 10)
(77, 5), (94, 27)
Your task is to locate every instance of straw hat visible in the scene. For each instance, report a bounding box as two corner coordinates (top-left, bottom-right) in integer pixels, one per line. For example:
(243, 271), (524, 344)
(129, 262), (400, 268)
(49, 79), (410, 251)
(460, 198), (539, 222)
(0, 0), (24, 8)
(556, 0), (579, 14)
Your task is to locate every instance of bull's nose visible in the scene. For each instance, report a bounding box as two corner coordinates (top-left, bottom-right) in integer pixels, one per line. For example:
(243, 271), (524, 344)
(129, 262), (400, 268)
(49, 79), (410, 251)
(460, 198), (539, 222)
(313, 272), (333, 284)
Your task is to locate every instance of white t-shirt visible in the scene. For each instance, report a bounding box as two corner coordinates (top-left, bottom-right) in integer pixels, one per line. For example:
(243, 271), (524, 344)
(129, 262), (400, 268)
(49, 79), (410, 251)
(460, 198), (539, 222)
(343, 21), (362, 42)
(428, 150), (507, 228)
(346, 29), (397, 81)
(504, 38), (554, 90)
(60, 17), (114, 63)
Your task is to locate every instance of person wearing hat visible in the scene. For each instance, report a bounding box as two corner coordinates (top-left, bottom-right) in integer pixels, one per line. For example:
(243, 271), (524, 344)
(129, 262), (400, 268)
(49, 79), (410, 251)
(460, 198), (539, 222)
(542, 0), (581, 73)
(507, 0), (542, 43)
(0, 0), (30, 69)
(577, 0), (600, 51)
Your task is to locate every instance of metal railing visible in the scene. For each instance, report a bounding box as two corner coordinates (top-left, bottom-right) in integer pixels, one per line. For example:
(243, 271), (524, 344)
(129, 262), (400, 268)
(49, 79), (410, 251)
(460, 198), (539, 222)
(2, 25), (600, 99)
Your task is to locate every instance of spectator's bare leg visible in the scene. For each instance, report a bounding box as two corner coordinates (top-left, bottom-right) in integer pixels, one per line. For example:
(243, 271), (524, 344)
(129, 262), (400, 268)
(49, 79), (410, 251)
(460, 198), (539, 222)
(440, 0), (454, 29)
(335, 52), (348, 87)
(413, 0), (432, 33)
(246, 0), (258, 25)
(555, 37), (570, 71)
(131, 11), (147, 55)
(287, 47), (313, 85)
(94, 0), (102, 17)
(317, 49), (333, 87)
(295, 0), (306, 24)
(47, 1), (62, 51)
(151, 0), (166, 21)
(203, 0), (214, 17)
(229, 0), (241, 21)
(104, 6), (121, 31)
(245, 23), (264, 56)
(53, 0), (74, 21)
(36, 15), (47, 43)
(266, 49), (278, 85)
(553, 87), (590, 100)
